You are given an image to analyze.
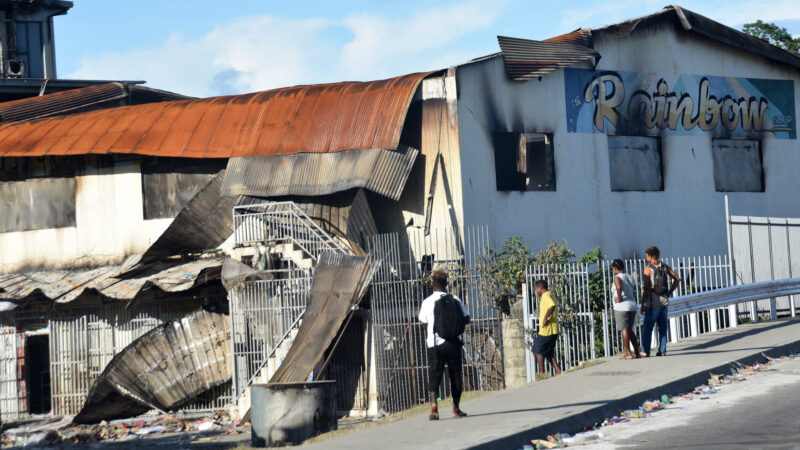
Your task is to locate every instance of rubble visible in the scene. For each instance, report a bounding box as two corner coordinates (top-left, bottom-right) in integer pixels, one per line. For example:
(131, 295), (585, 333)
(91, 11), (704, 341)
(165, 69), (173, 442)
(1, 410), (249, 448)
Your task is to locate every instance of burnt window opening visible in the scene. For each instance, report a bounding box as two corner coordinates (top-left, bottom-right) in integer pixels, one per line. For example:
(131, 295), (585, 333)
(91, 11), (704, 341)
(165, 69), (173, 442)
(712, 139), (764, 192)
(493, 132), (555, 192)
(608, 135), (664, 191)
(141, 158), (226, 220)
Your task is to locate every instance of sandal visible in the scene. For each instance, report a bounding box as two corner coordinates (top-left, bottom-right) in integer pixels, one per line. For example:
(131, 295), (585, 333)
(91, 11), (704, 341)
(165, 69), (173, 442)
(429, 413), (439, 421)
(452, 410), (467, 418)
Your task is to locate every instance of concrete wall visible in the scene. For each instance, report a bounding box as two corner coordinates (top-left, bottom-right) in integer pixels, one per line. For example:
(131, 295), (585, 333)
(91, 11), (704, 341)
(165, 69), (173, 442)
(0, 162), (172, 273)
(455, 24), (800, 259)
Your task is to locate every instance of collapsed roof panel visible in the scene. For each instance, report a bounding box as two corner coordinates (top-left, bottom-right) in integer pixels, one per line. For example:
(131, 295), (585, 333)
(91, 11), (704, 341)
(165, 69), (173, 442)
(497, 35), (600, 81)
(0, 257), (222, 303)
(268, 252), (375, 384)
(73, 308), (231, 424)
(0, 72), (431, 158)
(221, 146), (418, 201)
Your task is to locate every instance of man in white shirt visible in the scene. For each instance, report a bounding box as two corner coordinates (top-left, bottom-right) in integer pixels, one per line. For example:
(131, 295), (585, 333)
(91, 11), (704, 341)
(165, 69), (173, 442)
(418, 270), (470, 420)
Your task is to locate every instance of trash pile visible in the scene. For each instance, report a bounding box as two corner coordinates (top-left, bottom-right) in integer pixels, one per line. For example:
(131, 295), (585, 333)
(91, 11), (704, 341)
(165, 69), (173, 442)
(1, 411), (249, 448)
(521, 353), (798, 449)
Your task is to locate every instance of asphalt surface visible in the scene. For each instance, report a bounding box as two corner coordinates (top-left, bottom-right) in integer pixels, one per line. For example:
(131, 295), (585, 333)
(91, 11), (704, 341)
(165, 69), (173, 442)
(301, 318), (800, 449)
(595, 357), (800, 449)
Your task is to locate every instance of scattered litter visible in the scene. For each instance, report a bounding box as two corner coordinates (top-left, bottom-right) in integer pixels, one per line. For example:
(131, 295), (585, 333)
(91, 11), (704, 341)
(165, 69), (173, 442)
(136, 425), (167, 435)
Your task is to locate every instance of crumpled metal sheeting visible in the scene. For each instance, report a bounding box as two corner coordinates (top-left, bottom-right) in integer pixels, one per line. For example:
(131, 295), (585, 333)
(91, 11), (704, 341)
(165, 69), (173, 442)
(497, 35), (600, 81)
(73, 308), (231, 424)
(141, 170), (240, 263)
(221, 146), (419, 201)
(0, 72), (430, 158)
(0, 258), (223, 303)
(269, 253), (376, 384)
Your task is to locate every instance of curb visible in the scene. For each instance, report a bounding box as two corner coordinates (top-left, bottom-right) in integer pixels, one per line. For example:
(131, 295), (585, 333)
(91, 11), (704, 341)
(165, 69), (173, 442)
(470, 338), (800, 449)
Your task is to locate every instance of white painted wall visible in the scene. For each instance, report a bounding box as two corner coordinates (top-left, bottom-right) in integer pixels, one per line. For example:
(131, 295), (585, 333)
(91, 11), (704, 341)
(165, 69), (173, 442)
(0, 162), (172, 273)
(455, 24), (800, 259)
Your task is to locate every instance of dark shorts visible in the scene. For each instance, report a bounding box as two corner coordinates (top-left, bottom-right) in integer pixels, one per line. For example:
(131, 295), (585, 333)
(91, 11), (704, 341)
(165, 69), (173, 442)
(532, 333), (558, 358)
(615, 310), (637, 332)
(427, 341), (463, 396)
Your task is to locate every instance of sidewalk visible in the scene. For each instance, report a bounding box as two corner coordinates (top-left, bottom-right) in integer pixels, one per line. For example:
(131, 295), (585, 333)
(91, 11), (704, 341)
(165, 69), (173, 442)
(302, 318), (800, 449)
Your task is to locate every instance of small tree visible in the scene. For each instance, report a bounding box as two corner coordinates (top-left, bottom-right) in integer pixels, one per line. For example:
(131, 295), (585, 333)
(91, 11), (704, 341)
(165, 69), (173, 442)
(476, 236), (534, 315)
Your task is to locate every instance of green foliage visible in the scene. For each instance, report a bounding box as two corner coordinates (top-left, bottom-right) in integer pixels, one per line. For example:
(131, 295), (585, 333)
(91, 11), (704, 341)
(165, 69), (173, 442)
(742, 20), (800, 54)
(476, 236), (534, 314)
(533, 240), (575, 265)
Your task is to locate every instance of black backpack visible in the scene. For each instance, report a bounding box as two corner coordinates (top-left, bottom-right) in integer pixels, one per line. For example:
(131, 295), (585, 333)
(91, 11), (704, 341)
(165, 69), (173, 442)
(650, 263), (670, 296)
(433, 294), (466, 342)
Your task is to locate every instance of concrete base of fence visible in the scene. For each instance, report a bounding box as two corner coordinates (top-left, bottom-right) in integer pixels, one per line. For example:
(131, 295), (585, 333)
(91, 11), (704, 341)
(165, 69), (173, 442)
(502, 300), (527, 389)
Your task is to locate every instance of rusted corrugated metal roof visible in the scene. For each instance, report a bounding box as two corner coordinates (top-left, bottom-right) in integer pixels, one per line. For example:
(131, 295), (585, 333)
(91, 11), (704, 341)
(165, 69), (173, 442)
(593, 5), (800, 70)
(73, 308), (231, 424)
(222, 146), (418, 201)
(0, 72), (430, 158)
(0, 257), (222, 303)
(497, 35), (600, 81)
(545, 28), (593, 47)
(269, 253), (375, 383)
(0, 83), (190, 123)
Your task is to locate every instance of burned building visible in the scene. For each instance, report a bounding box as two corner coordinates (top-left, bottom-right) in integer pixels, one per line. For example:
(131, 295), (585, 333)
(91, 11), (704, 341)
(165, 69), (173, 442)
(1, 4), (799, 423)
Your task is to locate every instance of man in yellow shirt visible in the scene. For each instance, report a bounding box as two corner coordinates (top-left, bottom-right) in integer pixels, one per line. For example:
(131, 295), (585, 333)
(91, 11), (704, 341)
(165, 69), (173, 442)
(532, 280), (562, 376)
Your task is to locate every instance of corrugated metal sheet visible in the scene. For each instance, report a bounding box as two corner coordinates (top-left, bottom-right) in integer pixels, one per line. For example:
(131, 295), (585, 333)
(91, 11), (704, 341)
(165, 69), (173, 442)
(141, 170), (240, 263)
(497, 35), (600, 81)
(269, 253), (375, 383)
(593, 6), (800, 70)
(72, 308), (231, 424)
(0, 257), (222, 303)
(222, 146), (418, 201)
(0, 83), (190, 123)
(545, 28), (593, 47)
(0, 72), (430, 158)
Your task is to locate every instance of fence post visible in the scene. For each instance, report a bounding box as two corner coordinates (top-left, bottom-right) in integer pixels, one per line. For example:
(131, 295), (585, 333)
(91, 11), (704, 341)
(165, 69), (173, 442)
(522, 281), (532, 383)
(669, 317), (679, 344)
(724, 196), (739, 328)
(601, 260), (610, 358)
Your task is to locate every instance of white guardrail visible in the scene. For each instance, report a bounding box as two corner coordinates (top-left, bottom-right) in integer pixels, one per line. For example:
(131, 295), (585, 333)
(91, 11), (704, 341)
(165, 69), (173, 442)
(668, 277), (800, 318)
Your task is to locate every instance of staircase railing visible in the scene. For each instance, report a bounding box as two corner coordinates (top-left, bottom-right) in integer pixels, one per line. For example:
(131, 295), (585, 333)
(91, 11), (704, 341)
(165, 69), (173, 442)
(232, 201), (347, 261)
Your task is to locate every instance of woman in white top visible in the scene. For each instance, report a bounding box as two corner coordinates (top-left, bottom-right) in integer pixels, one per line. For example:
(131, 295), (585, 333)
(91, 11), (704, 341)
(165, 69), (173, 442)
(612, 259), (641, 359)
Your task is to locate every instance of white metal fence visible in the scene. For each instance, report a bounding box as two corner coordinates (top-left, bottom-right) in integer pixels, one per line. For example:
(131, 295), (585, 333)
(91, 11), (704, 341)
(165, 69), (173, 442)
(599, 255), (735, 357)
(523, 264), (595, 381)
(229, 277), (312, 399)
(1, 297), (232, 421)
(727, 199), (800, 321)
(369, 226), (505, 413)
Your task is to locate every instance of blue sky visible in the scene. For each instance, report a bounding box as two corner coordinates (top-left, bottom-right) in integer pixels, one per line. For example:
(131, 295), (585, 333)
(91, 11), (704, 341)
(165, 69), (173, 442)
(55, 0), (800, 97)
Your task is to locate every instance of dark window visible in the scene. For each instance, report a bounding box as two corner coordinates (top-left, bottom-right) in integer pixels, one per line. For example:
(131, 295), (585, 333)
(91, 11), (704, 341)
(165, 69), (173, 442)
(712, 139), (764, 192)
(0, 177), (76, 232)
(141, 158), (226, 219)
(493, 132), (555, 191)
(608, 136), (663, 191)
(0, 156), (77, 232)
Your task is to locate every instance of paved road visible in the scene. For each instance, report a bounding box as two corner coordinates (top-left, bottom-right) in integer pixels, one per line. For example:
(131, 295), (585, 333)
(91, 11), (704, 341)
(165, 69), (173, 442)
(302, 318), (800, 449)
(591, 357), (800, 449)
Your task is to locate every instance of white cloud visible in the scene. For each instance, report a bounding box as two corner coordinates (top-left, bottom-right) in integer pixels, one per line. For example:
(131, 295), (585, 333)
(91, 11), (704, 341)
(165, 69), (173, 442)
(67, 1), (503, 97)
